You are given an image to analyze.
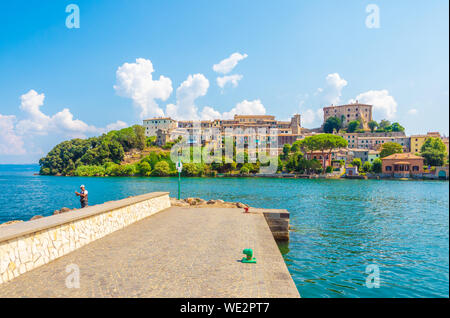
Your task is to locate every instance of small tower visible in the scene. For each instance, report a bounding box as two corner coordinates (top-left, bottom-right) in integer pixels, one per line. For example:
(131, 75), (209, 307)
(290, 114), (301, 134)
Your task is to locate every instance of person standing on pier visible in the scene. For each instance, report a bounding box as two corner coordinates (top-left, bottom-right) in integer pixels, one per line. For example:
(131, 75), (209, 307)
(75, 185), (89, 208)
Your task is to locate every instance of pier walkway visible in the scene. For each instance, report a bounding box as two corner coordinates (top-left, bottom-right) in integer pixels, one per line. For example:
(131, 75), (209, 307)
(0, 207), (299, 297)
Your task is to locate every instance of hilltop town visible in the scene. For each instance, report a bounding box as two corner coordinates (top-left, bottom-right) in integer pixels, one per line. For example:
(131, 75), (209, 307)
(38, 101), (449, 180)
(142, 101), (449, 179)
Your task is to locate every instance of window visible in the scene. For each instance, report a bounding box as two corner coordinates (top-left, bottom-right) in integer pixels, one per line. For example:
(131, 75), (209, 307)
(386, 166), (392, 171)
(412, 166), (419, 171)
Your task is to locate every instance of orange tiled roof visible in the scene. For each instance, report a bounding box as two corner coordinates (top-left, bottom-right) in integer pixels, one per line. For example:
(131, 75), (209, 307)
(144, 117), (174, 121)
(382, 153), (423, 160)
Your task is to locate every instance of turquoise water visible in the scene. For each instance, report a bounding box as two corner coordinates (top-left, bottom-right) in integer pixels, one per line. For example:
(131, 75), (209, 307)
(0, 164), (448, 298)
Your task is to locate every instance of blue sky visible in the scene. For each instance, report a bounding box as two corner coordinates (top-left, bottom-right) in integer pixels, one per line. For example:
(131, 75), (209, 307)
(0, 0), (448, 163)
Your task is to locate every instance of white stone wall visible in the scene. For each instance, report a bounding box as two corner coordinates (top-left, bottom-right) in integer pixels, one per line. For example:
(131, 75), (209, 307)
(0, 193), (170, 285)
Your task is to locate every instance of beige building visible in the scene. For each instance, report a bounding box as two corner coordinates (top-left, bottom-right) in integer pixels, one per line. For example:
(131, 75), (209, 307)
(341, 132), (409, 152)
(143, 117), (178, 137)
(356, 136), (410, 152)
(323, 101), (373, 130)
(410, 132), (441, 153)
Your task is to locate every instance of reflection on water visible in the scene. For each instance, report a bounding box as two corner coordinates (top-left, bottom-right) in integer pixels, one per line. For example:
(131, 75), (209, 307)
(0, 165), (448, 298)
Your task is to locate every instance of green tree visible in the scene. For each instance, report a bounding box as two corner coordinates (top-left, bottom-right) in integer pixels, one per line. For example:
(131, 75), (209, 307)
(137, 161), (152, 176)
(379, 120), (391, 130)
(347, 120), (360, 133)
(239, 163), (254, 175)
(285, 152), (304, 172)
(240, 166), (250, 174)
(282, 144), (291, 158)
(351, 158), (362, 170)
(74, 165), (105, 176)
(152, 161), (171, 176)
(390, 122), (405, 132)
(297, 158), (322, 174)
(299, 134), (348, 169)
(146, 136), (157, 146)
(371, 158), (382, 173)
(421, 137), (447, 166)
(290, 140), (302, 153)
(323, 116), (342, 134)
(380, 142), (403, 158)
(368, 120), (378, 133)
(362, 161), (372, 173)
(133, 125), (146, 150)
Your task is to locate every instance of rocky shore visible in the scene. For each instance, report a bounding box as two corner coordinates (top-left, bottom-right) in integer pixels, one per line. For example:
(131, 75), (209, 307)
(170, 197), (250, 209)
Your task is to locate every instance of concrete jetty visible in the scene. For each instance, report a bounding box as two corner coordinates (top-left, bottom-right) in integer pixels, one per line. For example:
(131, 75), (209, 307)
(0, 193), (299, 297)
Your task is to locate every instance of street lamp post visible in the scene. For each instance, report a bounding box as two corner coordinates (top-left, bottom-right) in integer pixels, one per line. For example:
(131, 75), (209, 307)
(176, 160), (183, 200)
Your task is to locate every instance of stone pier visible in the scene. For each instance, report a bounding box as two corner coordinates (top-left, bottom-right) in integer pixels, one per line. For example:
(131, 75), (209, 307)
(0, 193), (299, 298)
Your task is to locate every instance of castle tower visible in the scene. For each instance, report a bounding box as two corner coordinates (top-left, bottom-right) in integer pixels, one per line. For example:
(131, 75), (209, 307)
(290, 114), (301, 134)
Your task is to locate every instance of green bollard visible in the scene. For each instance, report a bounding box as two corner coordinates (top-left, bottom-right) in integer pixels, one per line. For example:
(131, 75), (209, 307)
(241, 248), (256, 263)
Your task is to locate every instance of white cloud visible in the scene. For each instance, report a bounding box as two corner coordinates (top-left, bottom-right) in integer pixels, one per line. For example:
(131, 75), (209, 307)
(350, 89), (397, 120)
(166, 74), (210, 120)
(104, 120), (128, 132)
(216, 74), (243, 89)
(222, 99), (266, 119)
(316, 108), (324, 122)
(0, 90), (130, 158)
(0, 114), (25, 155)
(318, 73), (348, 105)
(301, 109), (316, 126)
(213, 52), (248, 74)
(165, 72), (266, 120)
(16, 90), (50, 134)
(200, 106), (222, 120)
(15, 90), (100, 137)
(408, 108), (418, 115)
(114, 58), (173, 119)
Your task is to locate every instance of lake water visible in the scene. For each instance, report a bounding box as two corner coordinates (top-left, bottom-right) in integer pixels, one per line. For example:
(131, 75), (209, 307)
(0, 164), (448, 298)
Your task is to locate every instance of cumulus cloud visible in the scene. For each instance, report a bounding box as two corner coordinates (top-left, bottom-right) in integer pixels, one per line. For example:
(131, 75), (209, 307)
(222, 99), (266, 119)
(166, 74), (210, 120)
(216, 74), (243, 89)
(114, 58), (172, 119)
(165, 72), (266, 120)
(408, 108), (418, 115)
(296, 74), (347, 128)
(0, 114), (25, 155)
(350, 89), (397, 120)
(301, 109), (316, 126)
(318, 73), (348, 105)
(104, 120), (128, 132)
(200, 106), (222, 120)
(0, 90), (129, 158)
(15, 90), (100, 137)
(213, 53), (248, 74)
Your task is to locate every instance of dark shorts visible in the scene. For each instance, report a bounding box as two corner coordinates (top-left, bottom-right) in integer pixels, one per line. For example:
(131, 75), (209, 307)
(81, 200), (88, 208)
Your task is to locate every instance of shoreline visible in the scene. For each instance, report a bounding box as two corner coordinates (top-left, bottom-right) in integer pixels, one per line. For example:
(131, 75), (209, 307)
(35, 173), (448, 181)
